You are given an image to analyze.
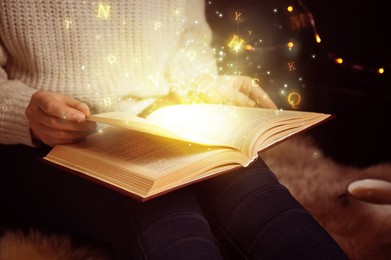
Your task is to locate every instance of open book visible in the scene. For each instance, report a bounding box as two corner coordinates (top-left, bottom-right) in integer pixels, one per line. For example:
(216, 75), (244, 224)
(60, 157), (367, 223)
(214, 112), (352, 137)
(44, 104), (332, 201)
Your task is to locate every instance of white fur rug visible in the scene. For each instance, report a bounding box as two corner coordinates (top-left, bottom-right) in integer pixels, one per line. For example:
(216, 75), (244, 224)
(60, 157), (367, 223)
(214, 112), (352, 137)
(1, 134), (390, 259)
(260, 135), (391, 260)
(0, 229), (110, 260)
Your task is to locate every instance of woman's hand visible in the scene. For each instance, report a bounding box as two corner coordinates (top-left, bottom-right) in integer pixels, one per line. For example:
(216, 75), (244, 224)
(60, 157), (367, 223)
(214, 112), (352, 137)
(25, 90), (97, 146)
(212, 75), (277, 109)
(175, 75), (277, 109)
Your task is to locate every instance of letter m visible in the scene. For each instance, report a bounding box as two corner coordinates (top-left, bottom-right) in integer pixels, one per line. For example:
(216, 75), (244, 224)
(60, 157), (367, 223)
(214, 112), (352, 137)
(290, 14), (308, 30)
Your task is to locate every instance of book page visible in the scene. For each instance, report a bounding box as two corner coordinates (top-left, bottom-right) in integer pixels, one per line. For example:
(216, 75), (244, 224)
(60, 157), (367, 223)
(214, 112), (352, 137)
(50, 127), (235, 180)
(88, 104), (330, 156)
(145, 104), (330, 155)
(251, 113), (329, 154)
(45, 127), (250, 199)
(87, 112), (190, 143)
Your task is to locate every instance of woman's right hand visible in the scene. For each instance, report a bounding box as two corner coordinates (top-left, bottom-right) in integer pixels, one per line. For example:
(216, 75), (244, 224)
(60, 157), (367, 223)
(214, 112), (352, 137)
(25, 90), (97, 147)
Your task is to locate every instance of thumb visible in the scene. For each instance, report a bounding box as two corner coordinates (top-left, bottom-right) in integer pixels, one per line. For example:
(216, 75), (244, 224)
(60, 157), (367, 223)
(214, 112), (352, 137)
(61, 95), (91, 121)
(234, 92), (256, 107)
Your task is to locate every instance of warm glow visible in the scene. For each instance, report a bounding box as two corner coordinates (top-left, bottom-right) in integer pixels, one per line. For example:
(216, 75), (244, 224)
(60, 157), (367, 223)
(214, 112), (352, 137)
(378, 68), (385, 74)
(287, 41), (294, 48)
(147, 104), (240, 145)
(287, 6), (294, 12)
(315, 34), (321, 43)
(335, 58), (343, 64)
(287, 92), (301, 109)
(97, 3), (111, 19)
(233, 44), (241, 52)
(228, 34), (245, 53)
(244, 44), (253, 51)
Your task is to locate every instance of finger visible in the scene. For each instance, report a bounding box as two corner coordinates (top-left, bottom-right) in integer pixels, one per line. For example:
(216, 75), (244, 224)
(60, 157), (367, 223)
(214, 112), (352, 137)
(62, 95), (91, 116)
(234, 75), (277, 109)
(233, 92), (256, 107)
(235, 75), (253, 95)
(31, 121), (96, 146)
(39, 94), (88, 122)
(51, 118), (97, 132)
(250, 86), (278, 109)
(31, 107), (97, 131)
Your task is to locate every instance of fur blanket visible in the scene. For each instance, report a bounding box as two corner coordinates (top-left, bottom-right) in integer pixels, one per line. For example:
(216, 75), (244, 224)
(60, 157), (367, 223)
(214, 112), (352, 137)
(1, 135), (390, 259)
(260, 135), (391, 260)
(0, 229), (110, 260)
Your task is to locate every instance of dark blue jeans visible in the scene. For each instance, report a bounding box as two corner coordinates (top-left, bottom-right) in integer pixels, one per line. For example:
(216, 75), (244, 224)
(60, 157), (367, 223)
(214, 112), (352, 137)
(0, 144), (347, 259)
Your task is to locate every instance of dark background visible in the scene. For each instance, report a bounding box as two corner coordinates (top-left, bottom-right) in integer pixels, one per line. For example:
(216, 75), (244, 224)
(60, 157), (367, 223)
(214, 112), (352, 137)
(205, 0), (390, 167)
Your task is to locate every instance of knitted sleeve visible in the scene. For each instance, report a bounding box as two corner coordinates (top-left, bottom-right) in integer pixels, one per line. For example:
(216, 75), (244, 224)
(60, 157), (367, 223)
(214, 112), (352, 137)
(0, 42), (37, 146)
(165, 0), (219, 103)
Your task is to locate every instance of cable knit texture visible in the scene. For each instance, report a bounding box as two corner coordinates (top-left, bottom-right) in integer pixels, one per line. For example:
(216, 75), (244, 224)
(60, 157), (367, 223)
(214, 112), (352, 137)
(0, 0), (217, 146)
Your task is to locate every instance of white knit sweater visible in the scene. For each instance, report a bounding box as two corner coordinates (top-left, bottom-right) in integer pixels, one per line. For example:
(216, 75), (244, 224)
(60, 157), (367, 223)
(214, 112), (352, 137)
(0, 0), (217, 146)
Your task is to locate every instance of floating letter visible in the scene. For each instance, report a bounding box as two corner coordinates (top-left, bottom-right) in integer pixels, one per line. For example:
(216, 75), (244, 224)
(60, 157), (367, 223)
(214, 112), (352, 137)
(103, 97), (112, 107)
(288, 62), (296, 71)
(287, 92), (301, 109)
(97, 3), (111, 19)
(252, 78), (260, 87)
(290, 14), (308, 30)
(235, 12), (242, 21)
(227, 34), (245, 51)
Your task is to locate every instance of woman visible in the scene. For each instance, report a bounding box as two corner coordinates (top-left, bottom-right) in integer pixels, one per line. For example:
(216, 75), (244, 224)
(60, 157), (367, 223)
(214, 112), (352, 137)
(0, 0), (347, 258)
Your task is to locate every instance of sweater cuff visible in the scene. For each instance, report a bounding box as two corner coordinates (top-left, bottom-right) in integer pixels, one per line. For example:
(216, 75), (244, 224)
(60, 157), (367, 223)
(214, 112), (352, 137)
(0, 81), (38, 146)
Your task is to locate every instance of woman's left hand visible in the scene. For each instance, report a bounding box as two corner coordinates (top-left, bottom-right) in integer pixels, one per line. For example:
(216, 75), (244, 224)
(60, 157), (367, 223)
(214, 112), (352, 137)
(212, 75), (277, 109)
(171, 75), (277, 109)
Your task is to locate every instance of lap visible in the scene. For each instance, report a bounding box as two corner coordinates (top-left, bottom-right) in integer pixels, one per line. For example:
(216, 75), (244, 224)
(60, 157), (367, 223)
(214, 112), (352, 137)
(194, 158), (348, 259)
(0, 145), (347, 259)
(0, 144), (221, 259)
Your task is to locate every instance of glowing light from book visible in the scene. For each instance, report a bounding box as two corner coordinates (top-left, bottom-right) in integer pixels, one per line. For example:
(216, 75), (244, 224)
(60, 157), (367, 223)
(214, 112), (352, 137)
(378, 68), (385, 74)
(335, 58), (343, 64)
(315, 34), (321, 43)
(187, 51), (196, 61)
(244, 44), (253, 51)
(148, 72), (160, 87)
(148, 105), (238, 145)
